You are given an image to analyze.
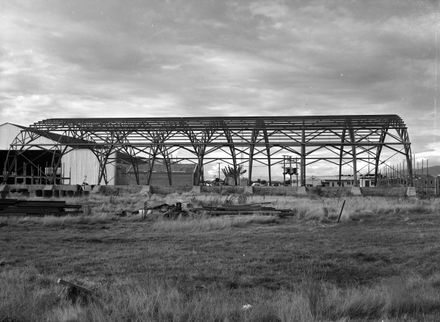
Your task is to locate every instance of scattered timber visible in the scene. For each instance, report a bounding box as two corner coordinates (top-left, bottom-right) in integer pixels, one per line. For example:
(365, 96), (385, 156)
(194, 204), (291, 217)
(337, 200), (346, 223)
(144, 201), (292, 218)
(0, 199), (82, 217)
(58, 278), (93, 294)
(58, 278), (93, 304)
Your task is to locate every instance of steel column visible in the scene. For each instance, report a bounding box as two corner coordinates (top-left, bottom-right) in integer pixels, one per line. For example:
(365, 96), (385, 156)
(348, 121), (358, 187)
(338, 128), (346, 186)
(301, 127), (306, 187)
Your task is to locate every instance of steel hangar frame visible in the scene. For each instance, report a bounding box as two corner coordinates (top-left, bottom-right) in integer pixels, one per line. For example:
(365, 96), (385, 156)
(3, 114), (413, 186)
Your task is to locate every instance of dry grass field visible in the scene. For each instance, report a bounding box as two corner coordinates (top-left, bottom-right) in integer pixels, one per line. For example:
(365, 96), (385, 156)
(1, 192), (440, 321)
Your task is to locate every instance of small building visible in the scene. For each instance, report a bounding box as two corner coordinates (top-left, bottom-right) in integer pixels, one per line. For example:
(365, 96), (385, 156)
(114, 156), (197, 187)
(0, 122), (114, 185)
(1, 123), (199, 187)
(321, 175), (375, 188)
(306, 176), (322, 187)
(413, 174), (439, 196)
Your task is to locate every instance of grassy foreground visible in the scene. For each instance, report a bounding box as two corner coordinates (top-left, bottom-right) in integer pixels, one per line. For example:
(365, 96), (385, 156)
(3, 267), (440, 321)
(1, 194), (440, 321)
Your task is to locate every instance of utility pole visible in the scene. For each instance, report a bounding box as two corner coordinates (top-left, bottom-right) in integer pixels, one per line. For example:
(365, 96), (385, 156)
(218, 162), (221, 182)
(283, 155), (286, 185)
(289, 156), (293, 187)
(426, 159), (429, 195)
(296, 158), (298, 187)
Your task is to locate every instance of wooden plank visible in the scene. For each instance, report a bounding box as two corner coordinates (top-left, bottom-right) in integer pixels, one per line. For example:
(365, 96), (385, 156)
(201, 210), (282, 215)
(58, 278), (93, 294)
(16, 202), (66, 207)
(0, 199), (81, 217)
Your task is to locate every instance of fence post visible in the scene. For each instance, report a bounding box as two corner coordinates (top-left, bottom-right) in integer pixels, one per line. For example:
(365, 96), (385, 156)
(337, 200), (346, 223)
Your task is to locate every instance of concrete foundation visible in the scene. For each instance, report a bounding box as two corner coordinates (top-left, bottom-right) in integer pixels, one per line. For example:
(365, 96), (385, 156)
(361, 186), (410, 197)
(140, 185), (151, 194)
(91, 185), (102, 194)
(0, 183), (424, 199)
(243, 186), (253, 194)
(1, 184), (86, 198)
(297, 186), (307, 195)
(406, 187), (417, 197)
(350, 187), (362, 196)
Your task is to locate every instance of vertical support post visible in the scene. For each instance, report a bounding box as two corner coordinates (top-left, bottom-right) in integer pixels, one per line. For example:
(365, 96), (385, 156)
(248, 152), (253, 185)
(147, 152), (157, 185)
(300, 128), (306, 187)
(50, 145), (58, 185)
(218, 162), (221, 180)
(405, 142), (413, 186)
(223, 128), (237, 185)
(295, 158), (298, 187)
(195, 131), (211, 186)
(14, 157), (18, 184)
(348, 120), (358, 187)
(186, 130), (207, 186)
(195, 153), (205, 186)
(339, 128), (346, 186)
(426, 159), (429, 194)
(283, 156), (286, 185)
(289, 156), (293, 187)
(374, 126), (388, 186)
(131, 157), (140, 185)
(146, 132), (167, 186)
(262, 128), (272, 186)
(98, 160), (108, 185)
(3, 147), (17, 184)
(96, 151), (110, 185)
(161, 146), (172, 186)
(396, 128), (413, 186)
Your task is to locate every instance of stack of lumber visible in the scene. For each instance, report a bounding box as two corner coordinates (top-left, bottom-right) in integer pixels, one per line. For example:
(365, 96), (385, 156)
(0, 199), (82, 217)
(195, 203), (290, 216)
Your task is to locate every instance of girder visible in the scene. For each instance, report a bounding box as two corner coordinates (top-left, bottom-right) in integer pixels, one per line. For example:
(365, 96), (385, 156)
(3, 114), (413, 186)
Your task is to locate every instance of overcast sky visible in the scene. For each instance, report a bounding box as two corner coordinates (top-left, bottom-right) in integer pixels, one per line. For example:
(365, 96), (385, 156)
(1, 0), (439, 163)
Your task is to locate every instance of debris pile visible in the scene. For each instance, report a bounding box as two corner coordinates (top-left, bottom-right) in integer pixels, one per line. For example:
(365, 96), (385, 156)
(144, 201), (189, 219)
(143, 200), (291, 219)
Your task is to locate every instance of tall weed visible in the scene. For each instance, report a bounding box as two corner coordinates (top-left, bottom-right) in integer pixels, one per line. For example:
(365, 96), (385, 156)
(3, 267), (440, 321)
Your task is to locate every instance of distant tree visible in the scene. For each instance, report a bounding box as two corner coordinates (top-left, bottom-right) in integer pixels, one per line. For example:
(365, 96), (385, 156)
(222, 165), (247, 185)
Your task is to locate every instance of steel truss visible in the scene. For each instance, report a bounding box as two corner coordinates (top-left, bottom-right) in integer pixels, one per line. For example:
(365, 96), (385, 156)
(4, 115), (413, 186)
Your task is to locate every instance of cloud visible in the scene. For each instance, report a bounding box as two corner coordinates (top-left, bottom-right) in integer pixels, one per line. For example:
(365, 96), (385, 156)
(249, 1), (289, 19)
(0, 0), (438, 162)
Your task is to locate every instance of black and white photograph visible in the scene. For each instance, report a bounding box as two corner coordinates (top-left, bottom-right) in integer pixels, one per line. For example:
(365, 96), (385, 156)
(1, 0), (439, 321)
